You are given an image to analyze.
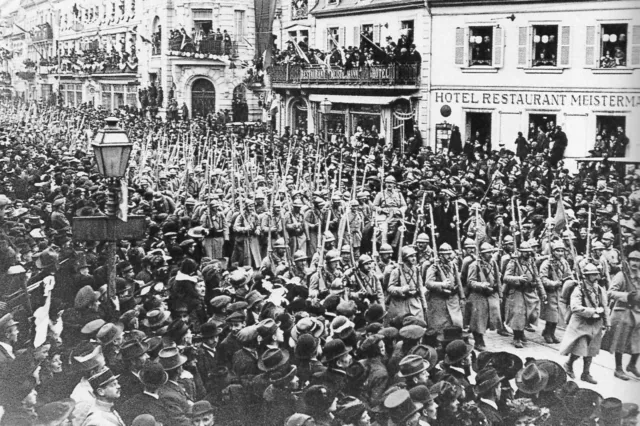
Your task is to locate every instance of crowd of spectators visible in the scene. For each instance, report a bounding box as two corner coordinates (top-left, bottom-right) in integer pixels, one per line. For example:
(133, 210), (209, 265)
(168, 27), (235, 56)
(36, 47), (138, 74)
(272, 30), (421, 69)
(592, 125), (630, 157)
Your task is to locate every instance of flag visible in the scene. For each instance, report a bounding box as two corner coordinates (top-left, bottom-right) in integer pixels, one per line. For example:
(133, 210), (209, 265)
(554, 195), (568, 233)
(117, 178), (128, 222)
(292, 40), (310, 64)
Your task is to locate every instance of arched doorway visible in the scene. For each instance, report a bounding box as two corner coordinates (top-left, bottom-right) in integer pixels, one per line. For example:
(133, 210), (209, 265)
(290, 98), (308, 135)
(232, 84), (248, 122)
(191, 78), (215, 118)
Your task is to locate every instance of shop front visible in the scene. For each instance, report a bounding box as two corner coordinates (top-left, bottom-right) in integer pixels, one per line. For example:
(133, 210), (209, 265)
(431, 88), (640, 158)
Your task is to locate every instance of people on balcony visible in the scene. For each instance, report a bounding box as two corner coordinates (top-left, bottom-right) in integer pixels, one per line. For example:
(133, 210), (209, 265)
(167, 27), (235, 57)
(46, 46), (138, 74)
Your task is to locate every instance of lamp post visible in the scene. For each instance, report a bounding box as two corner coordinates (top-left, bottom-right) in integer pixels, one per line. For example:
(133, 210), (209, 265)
(91, 117), (133, 300)
(319, 97), (332, 147)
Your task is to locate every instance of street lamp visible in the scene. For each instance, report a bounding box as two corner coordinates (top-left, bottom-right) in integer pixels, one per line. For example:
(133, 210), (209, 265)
(319, 97), (332, 145)
(91, 117), (132, 300)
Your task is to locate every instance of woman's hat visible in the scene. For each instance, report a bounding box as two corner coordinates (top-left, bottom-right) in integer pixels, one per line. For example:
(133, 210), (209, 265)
(289, 317), (324, 347)
(516, 363), (550, 395)
(535, 359), (567, 391)
(36, 399), (76, 424)
(258, 348), (290, 372)
(139, 362), (168, 387)
(120, 339), (150, 361)
(158, 347), (187, 370)
(269, 364), (297, 384)
(443, 339), (474, 365)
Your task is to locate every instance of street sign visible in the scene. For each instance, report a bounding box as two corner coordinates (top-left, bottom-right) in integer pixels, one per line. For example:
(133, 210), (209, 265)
(72, 215), (147, 241)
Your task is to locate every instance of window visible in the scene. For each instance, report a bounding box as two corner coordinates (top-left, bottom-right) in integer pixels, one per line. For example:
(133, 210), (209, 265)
(532, 25), (558, 66)
(596, 116), (627, 156)
(401, 20), (414, 46)
(469, 26), (493, 66)
(328, 0), (337, 4)
(599, 24), (628, 68)
(327, 27), (340, 49)
(234, 10), (245, 42)
(360, 24), (373, 48)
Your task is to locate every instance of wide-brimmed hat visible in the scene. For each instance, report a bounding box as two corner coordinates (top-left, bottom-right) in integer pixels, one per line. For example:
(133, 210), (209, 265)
(120, 339), (149, 361)
(139, 362), (168, 387)
(409, 345), (438, 371)
(269, 364), (298, 384)
(364, 304), (386, 323)
(437, 326), (470, 343)
(289, 317), (324, 347)
(258, 348), (290, 372)
(322, 338), (352, 363)
(535, 359), (567, 391)
(384, 389), (424, 424)
(475, 367), (504, 396)
(565, 388), (603, 420)
(516, 363), (549, 394)
(142, 309), (171, 330)
(398, 354), (429, 378)
(36, 399), (75, 424)
(96, 323), (124, 346)
(158, 347), (187, 370)
(443, 339), (474, 365)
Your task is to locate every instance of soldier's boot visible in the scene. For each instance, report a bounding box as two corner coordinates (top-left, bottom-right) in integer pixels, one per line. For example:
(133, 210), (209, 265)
(542, 323), (554, 344)
(513, 330), (524, 349)
(549, 323), (560, 344)
(473, 332), (486, 351)
(564, 354), (578, 379)
(627, 354), (640, 378)
(581, 357), (598, 384)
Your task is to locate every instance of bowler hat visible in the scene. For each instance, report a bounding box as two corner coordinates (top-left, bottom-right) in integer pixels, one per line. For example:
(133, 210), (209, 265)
(443, 339), (474, 365)
(364, 304), (386, 323)
(199, 323), (219, 339)
(409, 385), (434, 405)
(139, 362), (168, 387)
(322, 338), (352, 363)
(158, 347), (187, 370)
(165, 319), (190, 343)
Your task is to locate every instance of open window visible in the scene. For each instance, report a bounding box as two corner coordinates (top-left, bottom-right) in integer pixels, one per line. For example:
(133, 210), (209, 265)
(469, 26), (493, 66)
(455, 25), (503, 69)
(532, 25), (558, 66)
(465, 112), (492, 146)
(519, 24), (571, 69)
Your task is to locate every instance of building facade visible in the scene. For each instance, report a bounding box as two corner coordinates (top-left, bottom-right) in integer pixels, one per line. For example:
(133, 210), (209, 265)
(428, 0), (640, 159)
(269, 0), (430, 145)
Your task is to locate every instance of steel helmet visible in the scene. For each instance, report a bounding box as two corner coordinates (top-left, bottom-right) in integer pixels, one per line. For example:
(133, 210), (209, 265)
(602, 232), (614, 241)
(528, 238), (540, 248)
(325, 250), (340, 263)
(551, 240), (565, 251)
(629, 251), (640, 261)
(583, 264), (600, 275)
(562, 230), (576, 240)
(384, 175), (397, 184)
(503, 235), (514, 245)
(463, 239), (476, 249)
(331, 192), (342, 202)
(356, 191), (368, 200)
(480, 243), (495, 254)
(401, 246), (417, 260)
(292, 199), (304, 207)
(519, 241), (534, 252)
(439, 243), (454, 254)
(379, 244), (393, 254)
(416, 233), (430, 244)
(293, 250), (308, 262)
(341, 245), (351, 254)
(358, 254), (374, 267)
(591, 241), (605, 251)
(273, 238), (287, 249)
(323, 231), (336, 243)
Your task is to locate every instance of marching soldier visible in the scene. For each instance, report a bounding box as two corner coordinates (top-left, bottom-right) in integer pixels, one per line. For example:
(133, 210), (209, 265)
(414, 233), (434, 276)
(373, 176), (407, 246)
(260, 201), (284, 258)
(310, 231), (336, 270)
(467, 243), (503, 351)
(232, 200), (262, 268)
(304, 198), (327, 258)
(260, 238), (289, 278)
(200, 200), (228, 260)
(602, 250), (640, 381)
(601, 231), (622, 275)
(559, 263), (609, 385)
(503, 242), (547, 348)
(424, 243), (465, 333)
(309, 249), (342, 299)
(374, 243), (396, 290)
(284, 250), (311, 286)
(345, 254), (385, 309)
(539, 240), (574, 344)
(283, 199), (307, 255)
(347, 201), (364, 258)
(387, 246), (427, 323)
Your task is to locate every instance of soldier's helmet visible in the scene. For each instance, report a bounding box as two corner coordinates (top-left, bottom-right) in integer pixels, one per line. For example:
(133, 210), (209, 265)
(583, 263), (600, 275)
(439, 243), (454, 254)
(293, 250), (308, 262)
(480, 243), (495, 254)
(379, 244), (393, 254)
(273, 238), (287, 249)
(384, 175), (397, 184)
(416, 233), (430, 244)
(358, 254), (374, 268)
(401, 246), (417, 260)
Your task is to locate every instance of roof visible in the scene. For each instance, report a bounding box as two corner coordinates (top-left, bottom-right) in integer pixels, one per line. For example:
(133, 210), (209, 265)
(429, 0), (611, 6)
(311, 0), (423, 17)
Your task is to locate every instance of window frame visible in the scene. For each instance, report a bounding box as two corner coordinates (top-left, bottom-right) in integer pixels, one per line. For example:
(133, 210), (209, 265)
(468, 25), (494, 67)
(531, 24), (559, 68)
(455, 24), (503, 71)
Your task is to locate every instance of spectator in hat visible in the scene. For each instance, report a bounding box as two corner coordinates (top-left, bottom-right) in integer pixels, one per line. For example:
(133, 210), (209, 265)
(217, 311), (246, 367)
(0, 373), (38, 426)
(190, 400), (216, 426)
(292, 333), (323, 386)
(61, 285), (102, 346)
(195, 323), (221, 393)
(475, 367), (505, 426)
(83, 367), (124, 426)
(312, 338), (353, 395)
(116, 339), (150, 403)
(0, 312), (19, 369)
(301, 385), (336, 426)
(358, 334), (389, 407)
(158, 347), (193, 422)
(232, 325), (260, 378)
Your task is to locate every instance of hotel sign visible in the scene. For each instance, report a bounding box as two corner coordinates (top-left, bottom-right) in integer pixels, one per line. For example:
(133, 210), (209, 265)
(434, 90), (640, 108)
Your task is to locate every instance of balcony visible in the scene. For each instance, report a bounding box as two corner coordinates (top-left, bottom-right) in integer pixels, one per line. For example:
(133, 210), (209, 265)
(168, 39), (238, 58)
(291, 5), (308, 20)
(270, 63), (420, 87)
(32, 23), (53, 42)
(0, 72), (10, 85)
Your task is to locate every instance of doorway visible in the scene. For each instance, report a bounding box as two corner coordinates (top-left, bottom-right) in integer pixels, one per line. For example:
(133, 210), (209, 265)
(191, 78), (216, 118)
(465, 111), (492, 147)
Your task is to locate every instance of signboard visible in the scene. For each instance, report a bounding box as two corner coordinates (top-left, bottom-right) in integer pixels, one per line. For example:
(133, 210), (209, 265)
(72, 215), (147, 241)
(435, 122), (452, 150)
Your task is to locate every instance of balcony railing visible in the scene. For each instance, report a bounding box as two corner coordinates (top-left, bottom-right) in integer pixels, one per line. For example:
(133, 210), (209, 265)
(291, 5), (308, 20)
(32, 23), (53, 42)
(270, 63), (420, 86)
(168, 39), (238, 58)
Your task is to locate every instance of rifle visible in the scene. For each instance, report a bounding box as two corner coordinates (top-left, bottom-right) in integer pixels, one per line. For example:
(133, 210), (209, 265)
(280, 205), (295, 272)
(455, 199), (462, 255)
(429, 204), (453, 295)
(616, 186), (634, 294)
(413, 192), (427, 246)
(397, 212), (405, 264)
(515, 197), (523, 251)
(267, 176), (278, 254)
(316, 189), (334, 292)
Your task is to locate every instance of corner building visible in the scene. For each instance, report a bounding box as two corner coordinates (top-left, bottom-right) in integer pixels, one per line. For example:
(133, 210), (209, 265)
(428, 0), (640, 159)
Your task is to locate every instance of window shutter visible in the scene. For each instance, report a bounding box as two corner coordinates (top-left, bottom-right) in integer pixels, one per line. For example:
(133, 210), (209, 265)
(585, 25), (595, 68)
(517, 26), (528, 68)
(324, 28), (329, 51)
(340, 27), (346, 48)
(454, 27), (465, 66)
(374, 24), (381, 44)
(492, 26), (504, 68)
(631, 25), (640, 67)
(354, 26), (360, 47)
(559, 26), (571, 67)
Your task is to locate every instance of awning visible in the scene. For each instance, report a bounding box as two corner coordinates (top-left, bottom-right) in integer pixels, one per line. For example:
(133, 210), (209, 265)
(308, 94), (412, 105)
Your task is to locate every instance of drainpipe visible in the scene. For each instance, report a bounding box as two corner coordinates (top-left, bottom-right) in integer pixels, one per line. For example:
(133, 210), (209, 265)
(425, 0), (433, 148)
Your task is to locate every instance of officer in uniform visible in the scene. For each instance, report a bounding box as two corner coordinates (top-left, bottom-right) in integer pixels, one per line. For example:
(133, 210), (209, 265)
(373, 176), (407, 246)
